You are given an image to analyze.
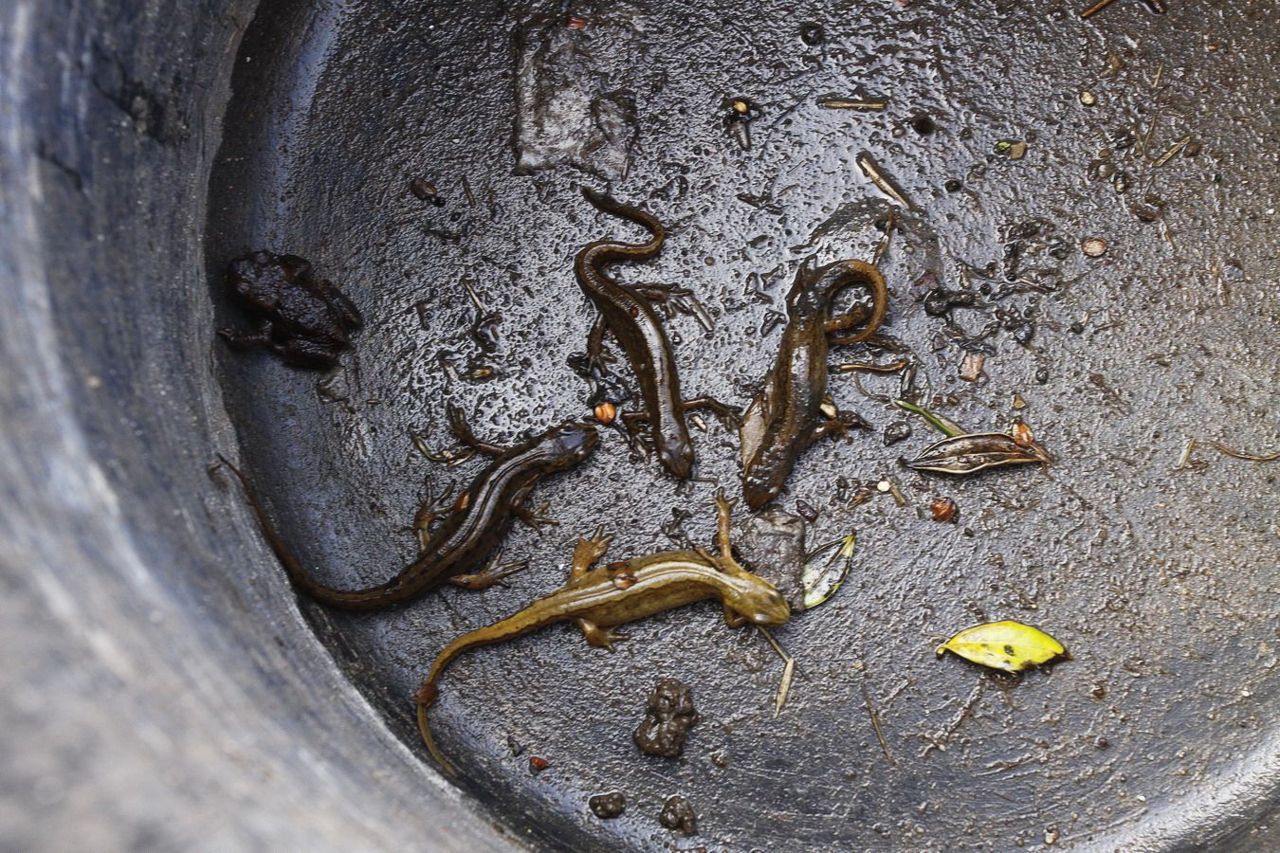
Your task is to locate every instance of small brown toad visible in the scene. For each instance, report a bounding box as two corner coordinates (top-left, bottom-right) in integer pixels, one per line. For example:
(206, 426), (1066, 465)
(219, 250), (361, 369)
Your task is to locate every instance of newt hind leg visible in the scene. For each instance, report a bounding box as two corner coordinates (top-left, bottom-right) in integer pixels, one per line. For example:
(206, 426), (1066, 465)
(446, 403), (508, 457)
(448, 555), (527, 591)
(577, 618), (629, 651)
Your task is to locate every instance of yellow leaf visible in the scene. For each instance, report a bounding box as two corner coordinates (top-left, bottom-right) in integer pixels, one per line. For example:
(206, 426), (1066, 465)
(935, 620), (1066, 673)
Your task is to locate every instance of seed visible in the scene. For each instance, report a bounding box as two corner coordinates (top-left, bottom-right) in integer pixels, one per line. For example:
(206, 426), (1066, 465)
(593, 401), (617, 425)
(528, 756), (550, 774)
(1081, 237), (1108, 257)
(409, 178), (443, 204)
(565, 14), (587, 29)
(1011, 421), (1035, 447)
(931, 497), (959, 523)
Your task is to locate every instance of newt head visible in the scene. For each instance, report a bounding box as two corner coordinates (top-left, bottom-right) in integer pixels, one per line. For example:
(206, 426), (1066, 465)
(540, 422), (600, 468)
(742, 468), (782, 510)
(723, 574), (791, 626)
(657, 435), (694, 480)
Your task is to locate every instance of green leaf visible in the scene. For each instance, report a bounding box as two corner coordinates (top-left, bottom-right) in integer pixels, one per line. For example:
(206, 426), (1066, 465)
(892, 399), (965, 438)
(936, 620), (1066, 672)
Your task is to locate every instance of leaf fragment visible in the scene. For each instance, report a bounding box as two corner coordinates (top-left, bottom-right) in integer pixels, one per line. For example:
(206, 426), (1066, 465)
(800, 533), (856, 609)
(892, 399), (964, 438)
(905, 432), (1049, 474)
(936, 620), (1066, 673)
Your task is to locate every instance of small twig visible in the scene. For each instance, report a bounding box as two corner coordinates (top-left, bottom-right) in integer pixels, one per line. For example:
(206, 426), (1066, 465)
(1208, 441), (1280, 463)
(460, 277), (486, 313)
(758, 627), (795, 718)
(833, 359), (909, 374)
(817, 96), (888, 111)
(1153, 134), (1191, 167)
(1079, 0), (1119, 18)
(859, 666), (896, 765)
(856, 153), (915, 210)
(1174, 437), (1198, 470)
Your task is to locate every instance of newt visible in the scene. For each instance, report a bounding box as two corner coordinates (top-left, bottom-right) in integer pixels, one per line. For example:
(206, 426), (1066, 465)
(220, 406), (598, 611)
(574, 188), (728, 478)
(416, 493), (791, 774)
(740, 257), (888, 508)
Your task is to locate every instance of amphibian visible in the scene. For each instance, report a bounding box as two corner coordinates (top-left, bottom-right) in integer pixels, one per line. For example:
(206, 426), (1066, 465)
(415, 493), (790, 774)
(221, 407), (598, 610)
(220, 250), (362, 369)
(740, 257), (888, 508)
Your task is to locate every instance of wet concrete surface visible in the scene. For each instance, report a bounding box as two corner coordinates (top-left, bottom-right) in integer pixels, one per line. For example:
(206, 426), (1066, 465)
(207, 0), (1279, 849)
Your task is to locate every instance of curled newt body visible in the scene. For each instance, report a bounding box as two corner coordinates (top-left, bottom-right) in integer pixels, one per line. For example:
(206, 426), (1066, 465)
(574, 188), (697, 478)
(416, 494), (790, 774)
(740, 258), (888, 509)
(222, 409), (598, 610)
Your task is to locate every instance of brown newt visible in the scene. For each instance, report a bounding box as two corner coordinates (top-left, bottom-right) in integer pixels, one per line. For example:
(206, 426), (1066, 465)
(416, 493), (790, 774)
(740, 257), (888, 508)
(221, 407), (599, 611)
(574, 187), (702, 478)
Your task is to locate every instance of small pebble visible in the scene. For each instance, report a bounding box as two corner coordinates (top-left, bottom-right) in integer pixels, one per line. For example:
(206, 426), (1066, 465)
(959, 351), (985, 382)
(799, 22), (825, 45)
(1081, 236), (1108, 258)
(589, 791), (626, 819)
(884, 421), (912, 446)
(528, 756), (550, 775)
(1035, 367), (1050, 384)
(910, 113), (937, 135)
(1079, 90), (1096, 106)
(1069, 321), (1086, 334)
(659, 795), (698, 835)
(944, 178), (963, 192)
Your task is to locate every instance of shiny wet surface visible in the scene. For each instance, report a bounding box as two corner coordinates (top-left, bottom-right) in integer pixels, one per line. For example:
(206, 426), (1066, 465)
(208, 1), (1279, 849)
